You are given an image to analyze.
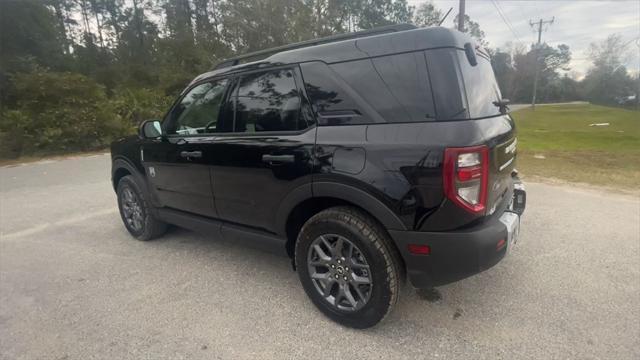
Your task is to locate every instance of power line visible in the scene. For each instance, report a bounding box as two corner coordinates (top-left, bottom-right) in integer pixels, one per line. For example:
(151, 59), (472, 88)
(497, 0), (522, 39)
(491, 0), (522, 43)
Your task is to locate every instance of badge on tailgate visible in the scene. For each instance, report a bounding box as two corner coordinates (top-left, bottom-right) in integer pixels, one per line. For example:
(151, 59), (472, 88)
(497, 137), (517, 171)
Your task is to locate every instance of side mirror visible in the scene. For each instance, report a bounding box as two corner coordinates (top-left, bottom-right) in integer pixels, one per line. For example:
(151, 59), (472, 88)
(139, 119), (163, 139)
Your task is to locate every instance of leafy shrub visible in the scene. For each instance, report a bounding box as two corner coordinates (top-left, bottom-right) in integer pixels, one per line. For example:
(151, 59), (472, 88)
(110, 87), (173, 126)
(0, 110), (31, 158)
(0, 70), (132, 158)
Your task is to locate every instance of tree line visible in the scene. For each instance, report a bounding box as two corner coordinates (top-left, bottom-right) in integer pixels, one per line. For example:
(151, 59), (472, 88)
(0, 0), (637, 158)
(491, 35), (638, 105)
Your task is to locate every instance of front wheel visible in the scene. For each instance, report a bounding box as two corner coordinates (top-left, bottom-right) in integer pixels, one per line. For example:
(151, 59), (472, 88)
(116, 175), (167, 241)
(295, 207), (403, 328)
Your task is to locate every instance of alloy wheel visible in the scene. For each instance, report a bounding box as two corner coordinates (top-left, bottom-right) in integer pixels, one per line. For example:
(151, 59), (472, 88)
(307, 234), (373, 311)
(121, 187), (143, 232)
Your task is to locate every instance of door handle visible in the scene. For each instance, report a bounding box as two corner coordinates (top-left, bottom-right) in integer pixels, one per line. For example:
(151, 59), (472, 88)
(262, 154), (295, 164)
(180, 150), (202, 159)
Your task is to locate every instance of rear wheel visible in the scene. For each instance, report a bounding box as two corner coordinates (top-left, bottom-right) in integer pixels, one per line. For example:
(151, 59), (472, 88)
(295, 206), (402, 328)
(116, 175), (167, 241)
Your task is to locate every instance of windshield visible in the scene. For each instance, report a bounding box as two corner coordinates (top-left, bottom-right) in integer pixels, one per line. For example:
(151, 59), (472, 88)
(426, 48), (502, 120)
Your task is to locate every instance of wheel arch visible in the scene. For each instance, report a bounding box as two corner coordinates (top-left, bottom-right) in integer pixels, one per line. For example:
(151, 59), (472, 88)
(279, 182), (406, 259)
(112, 157), (145, 192)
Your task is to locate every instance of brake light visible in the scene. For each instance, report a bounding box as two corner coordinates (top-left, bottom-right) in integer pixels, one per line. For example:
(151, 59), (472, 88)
(443, 145), (489, 214)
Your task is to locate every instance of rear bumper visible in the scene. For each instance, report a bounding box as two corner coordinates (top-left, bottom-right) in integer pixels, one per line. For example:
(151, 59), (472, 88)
(390, 182), (525, 289)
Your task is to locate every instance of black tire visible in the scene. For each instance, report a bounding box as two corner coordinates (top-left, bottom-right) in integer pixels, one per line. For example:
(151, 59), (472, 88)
(116, 175), (167, 241)
(295, 206), (403, 328)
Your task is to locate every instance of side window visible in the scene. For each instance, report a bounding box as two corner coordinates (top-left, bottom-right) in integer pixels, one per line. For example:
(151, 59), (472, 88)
(301, 53), (436, 125)
(330, 53), (435, 123)
(300, 61), (372, 125)
(370, 52), (436, 121)
(166, 79), (229, 135)
(232, 68), (304, 133)
(424, 49), (468, 120)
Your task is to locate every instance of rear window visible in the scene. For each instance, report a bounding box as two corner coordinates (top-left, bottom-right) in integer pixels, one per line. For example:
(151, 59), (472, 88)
(457, 51), (503, 118)
(426, 48), (502, 120)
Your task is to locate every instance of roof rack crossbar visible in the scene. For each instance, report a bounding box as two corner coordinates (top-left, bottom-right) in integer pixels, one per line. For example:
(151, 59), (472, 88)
(213, 23), (417, 70)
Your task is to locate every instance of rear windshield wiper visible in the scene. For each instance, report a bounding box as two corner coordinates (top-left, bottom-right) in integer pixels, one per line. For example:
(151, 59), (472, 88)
(448, 107), (467, 119)
(492, 99), (510, 114)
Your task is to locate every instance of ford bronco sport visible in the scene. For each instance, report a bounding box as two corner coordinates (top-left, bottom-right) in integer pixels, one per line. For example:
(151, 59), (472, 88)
(111, 24), (526, 328)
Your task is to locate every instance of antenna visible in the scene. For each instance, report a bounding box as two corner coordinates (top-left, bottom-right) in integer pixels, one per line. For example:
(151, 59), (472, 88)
(439, 7), (453, 26)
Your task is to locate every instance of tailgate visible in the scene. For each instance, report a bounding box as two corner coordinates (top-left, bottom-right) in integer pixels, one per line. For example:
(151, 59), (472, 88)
(483, 115), (517, 215)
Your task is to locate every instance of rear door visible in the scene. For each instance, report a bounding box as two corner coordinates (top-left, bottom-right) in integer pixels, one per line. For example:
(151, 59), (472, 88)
(210, 66), (316, 233)
(142, 78), (230, 217)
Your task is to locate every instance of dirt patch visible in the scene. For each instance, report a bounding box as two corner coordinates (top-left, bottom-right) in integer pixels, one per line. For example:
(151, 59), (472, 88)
(0, 149), (109, 167)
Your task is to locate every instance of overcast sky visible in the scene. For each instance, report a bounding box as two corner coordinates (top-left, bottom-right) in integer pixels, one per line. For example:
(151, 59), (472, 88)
(410, 0), (640, 78)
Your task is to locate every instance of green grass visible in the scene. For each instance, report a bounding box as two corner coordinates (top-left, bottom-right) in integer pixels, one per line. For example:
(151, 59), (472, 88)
(511, 104), (640, 190)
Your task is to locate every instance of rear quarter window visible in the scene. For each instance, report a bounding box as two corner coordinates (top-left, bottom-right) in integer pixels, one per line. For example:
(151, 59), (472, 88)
(370, 52), (436, 122)
(301, 52), (436, 125)
(330, 53), (436, 123)
(299, 62), (373, 125)
(424, 48), (468, 120)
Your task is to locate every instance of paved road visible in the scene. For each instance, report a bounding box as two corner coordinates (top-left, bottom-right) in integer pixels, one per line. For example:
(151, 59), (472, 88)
(509, 101), (590, 112)
(510, 104), (530, 112)
(1, 154), (638, 360)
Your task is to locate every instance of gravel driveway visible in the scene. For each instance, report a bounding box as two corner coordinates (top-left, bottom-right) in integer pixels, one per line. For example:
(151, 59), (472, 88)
(1, 154), (638, 359)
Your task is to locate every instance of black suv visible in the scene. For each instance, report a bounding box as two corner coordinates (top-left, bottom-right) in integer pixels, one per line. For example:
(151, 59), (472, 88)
(111, 24), (526, 328)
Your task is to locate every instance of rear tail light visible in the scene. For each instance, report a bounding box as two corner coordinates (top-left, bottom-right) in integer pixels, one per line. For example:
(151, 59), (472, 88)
(443, 145), (489, 214)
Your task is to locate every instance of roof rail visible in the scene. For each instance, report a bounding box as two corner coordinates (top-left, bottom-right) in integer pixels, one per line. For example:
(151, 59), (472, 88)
(213, 23), (417, 70)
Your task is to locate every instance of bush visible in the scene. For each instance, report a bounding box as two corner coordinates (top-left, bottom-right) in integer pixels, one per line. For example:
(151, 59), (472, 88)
(0, 110), (32, 158)
(110, 87), (173, 126)
(0, 70), (132, 158)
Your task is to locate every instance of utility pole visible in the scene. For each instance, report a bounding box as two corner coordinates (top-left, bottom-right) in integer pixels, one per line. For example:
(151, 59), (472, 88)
(529, 17), (554, 109)
(458, 0), (465, 32)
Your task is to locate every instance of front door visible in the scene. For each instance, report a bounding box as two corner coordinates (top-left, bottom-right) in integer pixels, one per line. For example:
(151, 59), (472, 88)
(210, 67), (316, 233)
(142, 78), (230, 218)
